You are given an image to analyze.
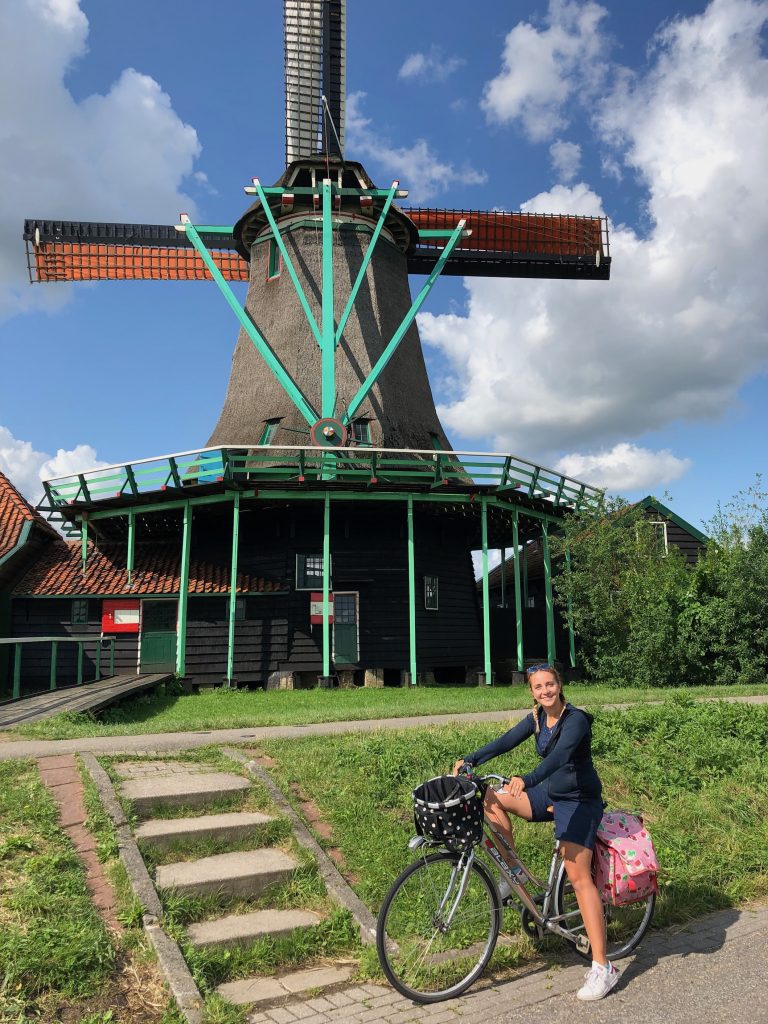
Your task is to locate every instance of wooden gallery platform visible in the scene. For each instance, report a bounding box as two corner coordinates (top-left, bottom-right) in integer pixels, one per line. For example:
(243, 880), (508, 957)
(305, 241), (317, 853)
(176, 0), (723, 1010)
(0, 673), (172, 729)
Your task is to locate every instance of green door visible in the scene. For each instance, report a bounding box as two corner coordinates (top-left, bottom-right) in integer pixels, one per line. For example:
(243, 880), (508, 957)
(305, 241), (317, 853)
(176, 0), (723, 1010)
(333, 592), (359, 665)
(140, 600), (178, 673)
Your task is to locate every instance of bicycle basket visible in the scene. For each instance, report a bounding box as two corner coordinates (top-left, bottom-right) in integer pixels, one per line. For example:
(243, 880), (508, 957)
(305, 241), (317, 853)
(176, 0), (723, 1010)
(412, 775), (484, 851)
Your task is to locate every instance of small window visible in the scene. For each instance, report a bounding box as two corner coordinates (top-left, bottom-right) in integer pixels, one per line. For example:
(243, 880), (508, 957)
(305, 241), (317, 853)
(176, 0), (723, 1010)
(235, 596), (247, 621)
(259, 418), (280, 445)
(424, 575), (439, 610)
(267, 239), (282, 280)
(351, 419), (371, 445)
(71, 598), (89, 625)
(296, 554), (330, 590)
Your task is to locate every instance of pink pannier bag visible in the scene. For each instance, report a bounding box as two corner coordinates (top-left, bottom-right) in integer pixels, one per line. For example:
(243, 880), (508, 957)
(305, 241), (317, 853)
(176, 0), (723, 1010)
(592, 811), (659, 906)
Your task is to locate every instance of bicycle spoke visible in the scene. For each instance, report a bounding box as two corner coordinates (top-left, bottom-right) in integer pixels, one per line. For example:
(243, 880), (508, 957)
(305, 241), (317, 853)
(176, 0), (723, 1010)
(377, 853), (500, 1002)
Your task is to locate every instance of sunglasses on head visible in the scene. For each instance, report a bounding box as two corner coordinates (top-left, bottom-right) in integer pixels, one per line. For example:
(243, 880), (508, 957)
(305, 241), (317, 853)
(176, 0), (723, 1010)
(525, 663), (556, 675)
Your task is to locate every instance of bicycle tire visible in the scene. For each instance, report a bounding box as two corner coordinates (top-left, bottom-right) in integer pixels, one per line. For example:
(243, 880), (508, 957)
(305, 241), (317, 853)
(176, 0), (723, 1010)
(553, 859), (655, 961)
(376, 851), (501, 1002)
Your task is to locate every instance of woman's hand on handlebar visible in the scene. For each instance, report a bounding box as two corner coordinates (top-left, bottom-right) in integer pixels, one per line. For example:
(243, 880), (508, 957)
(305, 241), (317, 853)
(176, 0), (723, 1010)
(503, 776), (526, 798)
(453, 759), (470, 777)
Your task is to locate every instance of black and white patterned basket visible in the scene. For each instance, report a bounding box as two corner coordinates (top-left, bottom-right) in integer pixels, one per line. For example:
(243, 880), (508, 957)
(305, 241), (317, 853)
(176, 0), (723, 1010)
(413, 775), (484, 852)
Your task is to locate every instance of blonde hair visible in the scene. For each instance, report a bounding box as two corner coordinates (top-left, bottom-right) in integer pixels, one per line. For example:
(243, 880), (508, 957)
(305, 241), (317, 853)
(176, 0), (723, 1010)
(527, 665), (566, 734)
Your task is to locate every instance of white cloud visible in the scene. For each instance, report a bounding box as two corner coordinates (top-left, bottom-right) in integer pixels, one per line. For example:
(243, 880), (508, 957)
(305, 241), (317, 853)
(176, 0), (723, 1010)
(549, 139), (582, 183)
(0, 425), (106, 504)
(522, 182), (604, 217)
(346, 92), (487, 203)
(421, 0), (768, 469)
(0, 0), (201, 322)
(555, 443), (692, 492)
(399, 47), (465, 83)
(481, 0), (609, 141)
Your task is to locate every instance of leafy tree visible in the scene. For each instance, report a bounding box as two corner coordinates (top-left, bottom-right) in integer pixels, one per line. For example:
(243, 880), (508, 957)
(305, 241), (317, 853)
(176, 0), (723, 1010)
(552, 496), (695, 687)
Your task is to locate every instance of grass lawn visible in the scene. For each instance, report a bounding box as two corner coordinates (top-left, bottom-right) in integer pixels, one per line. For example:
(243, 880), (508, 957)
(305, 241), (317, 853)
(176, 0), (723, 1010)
(257, 697), (768, 978)
(0, 758), (179, 1023)
(9, 681), (768, 740)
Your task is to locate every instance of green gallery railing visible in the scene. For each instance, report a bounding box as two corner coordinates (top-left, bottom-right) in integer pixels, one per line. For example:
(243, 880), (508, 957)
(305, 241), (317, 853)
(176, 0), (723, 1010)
(0, 636), (116, 701)
(39, 445), (601, 516)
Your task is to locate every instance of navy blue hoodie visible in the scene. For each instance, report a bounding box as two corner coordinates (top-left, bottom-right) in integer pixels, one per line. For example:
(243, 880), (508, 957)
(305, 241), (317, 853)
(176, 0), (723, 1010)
(462, 704), (602, 803)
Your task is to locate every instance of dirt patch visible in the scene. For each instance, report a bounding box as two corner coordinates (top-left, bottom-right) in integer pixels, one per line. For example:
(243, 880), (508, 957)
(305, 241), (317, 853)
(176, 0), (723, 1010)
(249, 750), (277, 768)
(37, 754), (121, 932)
(37, 948), (171, 1023)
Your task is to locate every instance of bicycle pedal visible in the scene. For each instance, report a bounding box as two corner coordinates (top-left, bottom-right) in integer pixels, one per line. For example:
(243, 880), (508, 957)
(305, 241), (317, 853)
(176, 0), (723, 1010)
(576, 935), (591, 955)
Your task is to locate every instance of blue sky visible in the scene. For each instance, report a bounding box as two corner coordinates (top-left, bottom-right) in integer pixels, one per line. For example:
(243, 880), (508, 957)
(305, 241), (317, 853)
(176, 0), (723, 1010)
(0, 0), (766, 536)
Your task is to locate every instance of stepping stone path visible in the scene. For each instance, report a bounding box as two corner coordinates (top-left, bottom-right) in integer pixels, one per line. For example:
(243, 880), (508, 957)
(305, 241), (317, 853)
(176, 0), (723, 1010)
(115, 760), (355, 1014)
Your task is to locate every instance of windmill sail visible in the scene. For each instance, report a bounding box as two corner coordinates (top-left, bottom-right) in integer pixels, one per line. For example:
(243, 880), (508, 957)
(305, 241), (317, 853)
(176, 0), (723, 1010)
(284, 0), (346, 165)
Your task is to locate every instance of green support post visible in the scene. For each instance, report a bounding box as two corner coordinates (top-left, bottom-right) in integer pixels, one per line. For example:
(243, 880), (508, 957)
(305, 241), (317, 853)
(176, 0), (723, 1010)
(95, 640), (101, 681)
(335, 182), (398, 346)
(565, 547), (576, 669)
(183, 219), (319, 426)
(344, 219), (468, 423)
(500, 546), (507, 609)
(252, 180), (323, 346)
(542, 522), (556, 665)
(321, 179), (336, 418)
(127, 510), (135, 586)
(50, 641), (58, 690)
(76, 642), (84, 685)
(481, 497), (492, 684)
(176, 503), (192, 678)
(512, 510), (524, 673)
(81, 517), (88, 575)
(109, 639), (115, 678)
(407, 496), (417, 686)
(322, 492), (331, 679)
(226, 492), (241, 685)
(12, 643), (21, 700)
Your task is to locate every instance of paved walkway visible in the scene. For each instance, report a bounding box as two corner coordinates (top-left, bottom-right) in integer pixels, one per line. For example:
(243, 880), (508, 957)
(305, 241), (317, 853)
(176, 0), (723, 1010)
(1, 694), (767, 761)
(248, 903), (768, 1024)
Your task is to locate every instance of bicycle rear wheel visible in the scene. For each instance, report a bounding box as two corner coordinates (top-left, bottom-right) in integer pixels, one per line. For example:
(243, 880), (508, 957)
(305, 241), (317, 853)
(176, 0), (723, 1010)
(376, 851), (501, 1002)
(553, 860), (655, 960)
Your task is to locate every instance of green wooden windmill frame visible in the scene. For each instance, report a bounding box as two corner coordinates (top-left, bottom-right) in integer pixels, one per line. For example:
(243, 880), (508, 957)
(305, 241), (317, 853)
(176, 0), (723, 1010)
(180, 178), (468, 429)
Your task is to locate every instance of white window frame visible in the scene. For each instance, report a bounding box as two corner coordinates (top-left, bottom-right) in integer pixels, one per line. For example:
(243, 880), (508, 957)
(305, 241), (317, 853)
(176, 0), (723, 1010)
(424, 575), (439, 611)
(647, 520), (669, 555)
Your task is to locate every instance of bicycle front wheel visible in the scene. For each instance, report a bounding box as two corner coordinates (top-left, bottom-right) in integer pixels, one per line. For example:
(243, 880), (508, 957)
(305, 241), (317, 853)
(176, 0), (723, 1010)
(553, 860), (655, 960)
(376, 851), (501, 1002)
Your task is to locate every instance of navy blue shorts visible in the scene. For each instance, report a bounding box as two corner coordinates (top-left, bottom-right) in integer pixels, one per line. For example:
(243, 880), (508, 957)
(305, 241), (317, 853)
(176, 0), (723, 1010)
(527, 785), (603, 850)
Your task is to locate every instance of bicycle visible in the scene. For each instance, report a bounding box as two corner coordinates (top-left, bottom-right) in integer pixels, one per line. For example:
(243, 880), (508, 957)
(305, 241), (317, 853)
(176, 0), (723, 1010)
(376, 771), (656, 1003)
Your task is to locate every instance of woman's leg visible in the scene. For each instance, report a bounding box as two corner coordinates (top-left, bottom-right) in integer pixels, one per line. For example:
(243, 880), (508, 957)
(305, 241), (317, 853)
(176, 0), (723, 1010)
(560, 841), (607, 964)
(483, 787), (534, 867)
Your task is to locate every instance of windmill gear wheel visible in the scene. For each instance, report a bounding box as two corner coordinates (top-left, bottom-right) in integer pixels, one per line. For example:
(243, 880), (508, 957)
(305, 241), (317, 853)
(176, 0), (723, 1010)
(310, 417), (348, 448)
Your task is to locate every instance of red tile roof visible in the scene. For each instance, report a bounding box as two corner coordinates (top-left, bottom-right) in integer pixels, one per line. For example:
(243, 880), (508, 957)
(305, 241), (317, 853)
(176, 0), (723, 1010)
(0, 469), (58, 562)
(13, 541), (286, 596)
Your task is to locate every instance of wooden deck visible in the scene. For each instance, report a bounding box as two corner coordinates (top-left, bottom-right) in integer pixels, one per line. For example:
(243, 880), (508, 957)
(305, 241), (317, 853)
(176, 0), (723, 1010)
(0, 673), (172, 729)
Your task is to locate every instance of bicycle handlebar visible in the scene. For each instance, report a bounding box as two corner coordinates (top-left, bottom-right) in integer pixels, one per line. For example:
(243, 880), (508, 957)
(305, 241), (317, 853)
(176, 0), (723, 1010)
(457, 765), (510, 787)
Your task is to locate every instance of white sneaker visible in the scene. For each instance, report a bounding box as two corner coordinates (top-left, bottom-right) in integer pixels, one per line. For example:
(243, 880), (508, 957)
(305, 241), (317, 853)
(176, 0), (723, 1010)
(576, 962), (620, 1001)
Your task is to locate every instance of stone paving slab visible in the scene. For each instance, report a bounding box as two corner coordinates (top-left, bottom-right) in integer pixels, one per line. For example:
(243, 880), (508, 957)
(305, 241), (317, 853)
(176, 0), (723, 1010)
(218, 965), (355, 1007)
(187, 908), (323, 948)
(114, 759), (217, 778)
(120, 771), (250, 815)
(156, 847), (297, 897)
(136, 810), (276, 849)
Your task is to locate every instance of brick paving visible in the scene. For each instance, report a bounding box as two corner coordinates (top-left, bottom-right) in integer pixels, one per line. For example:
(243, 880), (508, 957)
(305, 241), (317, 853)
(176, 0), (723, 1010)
(37, 753), (121, 931)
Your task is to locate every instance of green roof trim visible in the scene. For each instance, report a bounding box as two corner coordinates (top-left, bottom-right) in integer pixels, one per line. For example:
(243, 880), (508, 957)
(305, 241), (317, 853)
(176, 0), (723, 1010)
(0, 520), (32, 570)
(637, 496), (708, 545)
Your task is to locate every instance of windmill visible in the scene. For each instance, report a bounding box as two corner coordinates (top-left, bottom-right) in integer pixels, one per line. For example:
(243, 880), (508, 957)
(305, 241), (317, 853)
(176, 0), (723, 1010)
(19, 0), (609, 691)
